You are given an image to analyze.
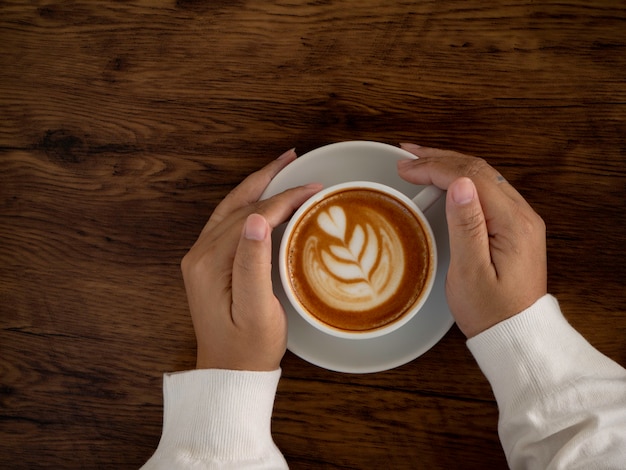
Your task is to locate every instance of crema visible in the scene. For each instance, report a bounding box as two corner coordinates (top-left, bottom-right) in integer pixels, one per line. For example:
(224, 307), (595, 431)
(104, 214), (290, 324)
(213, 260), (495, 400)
(285, 188), (432, 332)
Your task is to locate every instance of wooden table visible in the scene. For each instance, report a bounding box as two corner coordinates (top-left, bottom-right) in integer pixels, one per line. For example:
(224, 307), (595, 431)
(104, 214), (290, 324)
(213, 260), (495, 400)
(2, 1), (625, 468)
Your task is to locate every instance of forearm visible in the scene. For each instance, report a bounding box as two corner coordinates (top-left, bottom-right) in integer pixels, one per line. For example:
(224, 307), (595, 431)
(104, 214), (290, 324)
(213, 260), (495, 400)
(142, 369), (288, 470)
(467, 295), (626, 469)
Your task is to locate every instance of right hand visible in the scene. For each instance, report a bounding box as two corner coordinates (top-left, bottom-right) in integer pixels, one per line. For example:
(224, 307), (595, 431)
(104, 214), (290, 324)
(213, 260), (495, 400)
(397, 144), (547, 338)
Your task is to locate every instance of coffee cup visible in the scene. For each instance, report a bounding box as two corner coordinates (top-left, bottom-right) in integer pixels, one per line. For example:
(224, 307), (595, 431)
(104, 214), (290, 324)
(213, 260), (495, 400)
(279, 180), (442, 340)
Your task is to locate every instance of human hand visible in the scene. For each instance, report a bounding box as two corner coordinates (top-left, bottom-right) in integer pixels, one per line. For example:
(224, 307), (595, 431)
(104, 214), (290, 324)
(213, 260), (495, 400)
(181, 149), (322, 371)
(397, 144), (547, 338)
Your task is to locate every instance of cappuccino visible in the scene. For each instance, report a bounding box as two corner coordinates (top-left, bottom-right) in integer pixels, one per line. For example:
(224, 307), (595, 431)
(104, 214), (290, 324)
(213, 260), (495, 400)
(284, 187), (433, 333)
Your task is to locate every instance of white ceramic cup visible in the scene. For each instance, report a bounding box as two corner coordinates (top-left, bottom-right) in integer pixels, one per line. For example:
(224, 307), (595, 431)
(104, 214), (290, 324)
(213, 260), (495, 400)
(279, 180), (442, 340)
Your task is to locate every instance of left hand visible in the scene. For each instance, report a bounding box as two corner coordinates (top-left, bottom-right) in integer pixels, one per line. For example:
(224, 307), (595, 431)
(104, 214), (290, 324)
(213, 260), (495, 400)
(181, 149), (322, 371)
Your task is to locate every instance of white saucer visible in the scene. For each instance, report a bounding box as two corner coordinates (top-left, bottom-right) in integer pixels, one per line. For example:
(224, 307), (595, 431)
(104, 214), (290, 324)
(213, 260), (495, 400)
(261, 141), (455, 373)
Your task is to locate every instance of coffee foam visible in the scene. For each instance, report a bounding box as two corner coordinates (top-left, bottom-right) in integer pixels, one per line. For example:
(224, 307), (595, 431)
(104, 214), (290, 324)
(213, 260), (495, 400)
(303, 205), (404, 312)
(286, 188), (431, 332)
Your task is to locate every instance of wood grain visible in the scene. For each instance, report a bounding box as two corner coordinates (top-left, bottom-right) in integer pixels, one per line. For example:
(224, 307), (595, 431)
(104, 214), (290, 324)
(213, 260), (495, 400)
(1, 0), (625, 468)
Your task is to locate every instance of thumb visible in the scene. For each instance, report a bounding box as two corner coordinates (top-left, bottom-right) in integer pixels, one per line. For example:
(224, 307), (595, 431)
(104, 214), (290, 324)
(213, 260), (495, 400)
(231, 213), (279, 325)
(446, 177), (491, 273)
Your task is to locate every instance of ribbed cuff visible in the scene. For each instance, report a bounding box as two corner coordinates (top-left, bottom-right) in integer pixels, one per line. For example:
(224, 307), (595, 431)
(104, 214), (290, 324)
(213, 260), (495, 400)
(466, 295), (621, 416)
(149, 368), (286, 467)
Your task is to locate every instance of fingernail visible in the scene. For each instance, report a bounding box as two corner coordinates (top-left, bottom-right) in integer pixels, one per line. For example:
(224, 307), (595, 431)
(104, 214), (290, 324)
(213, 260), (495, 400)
(244, 214), (268, 240)
(400, 143), (422, 152)
(277, 148), (296, 160)
(451, 177), (476, 205)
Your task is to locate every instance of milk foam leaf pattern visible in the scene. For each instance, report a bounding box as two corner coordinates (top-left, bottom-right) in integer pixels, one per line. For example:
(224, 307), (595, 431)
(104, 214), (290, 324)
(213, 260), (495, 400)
(321, 250), (366, 280)
(329, 245), (355, 261)
(317, 205), (347, 241)
(348, 224), (365, 258)
(301, 201), (407, 313)
(317, 205), (380, 283)
(360, 224), (378, 277)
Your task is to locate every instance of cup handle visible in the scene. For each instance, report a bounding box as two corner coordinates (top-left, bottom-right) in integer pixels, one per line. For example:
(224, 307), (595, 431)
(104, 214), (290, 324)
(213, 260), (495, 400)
(412, 185), (445, 213)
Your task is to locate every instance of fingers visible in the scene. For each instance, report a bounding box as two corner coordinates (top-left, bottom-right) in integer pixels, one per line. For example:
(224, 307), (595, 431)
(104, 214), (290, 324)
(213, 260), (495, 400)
(230, 213), (288, 371)
(231, 214), (277, 324)
(398, 144), (548, 338)
(398, 143), (527, 206)
(254, 183), (324, 228)
(206, 148), (297, 232)
(203, 182), (323, 247)
(397, 144), (534, 235)
(444, 177), (497, 338)
(187, 181), (323, 310)
(445, 177), (493, 277)
(183, 149), (322, 372)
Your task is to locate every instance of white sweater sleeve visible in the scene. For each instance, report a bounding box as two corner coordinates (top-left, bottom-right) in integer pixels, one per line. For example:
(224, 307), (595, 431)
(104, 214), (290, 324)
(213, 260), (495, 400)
(141, 368), (288, 470)
(467, 294), (626, 469)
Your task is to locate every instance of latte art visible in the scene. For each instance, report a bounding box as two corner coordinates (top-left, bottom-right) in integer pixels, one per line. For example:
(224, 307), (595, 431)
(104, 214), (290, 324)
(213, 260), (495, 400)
(285, 187), (433, 333)
(303, 205), (404, 312)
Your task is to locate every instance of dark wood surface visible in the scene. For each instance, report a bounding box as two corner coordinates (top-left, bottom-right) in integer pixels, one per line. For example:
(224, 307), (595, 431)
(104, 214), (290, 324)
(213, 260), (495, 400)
(1, 1), (625, 468)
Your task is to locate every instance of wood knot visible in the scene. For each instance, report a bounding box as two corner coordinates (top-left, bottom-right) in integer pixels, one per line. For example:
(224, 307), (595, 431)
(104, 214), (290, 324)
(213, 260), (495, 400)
(38, 129), (86, 164)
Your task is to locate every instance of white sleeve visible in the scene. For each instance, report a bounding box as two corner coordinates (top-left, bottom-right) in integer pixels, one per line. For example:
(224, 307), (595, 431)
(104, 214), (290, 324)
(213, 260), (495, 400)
(467, 294), (626, 470)
(141, 368), (288, 470)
